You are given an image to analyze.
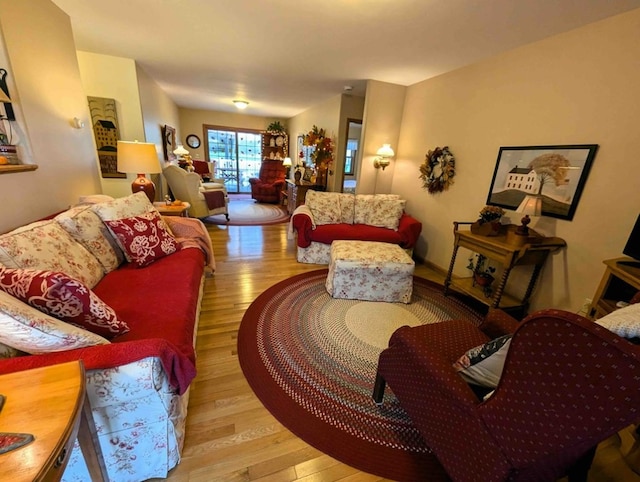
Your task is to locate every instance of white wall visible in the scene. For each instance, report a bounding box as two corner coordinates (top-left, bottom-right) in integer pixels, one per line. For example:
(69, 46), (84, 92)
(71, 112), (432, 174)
(0, 0), (101, 232)
(392, 8), (640, 313)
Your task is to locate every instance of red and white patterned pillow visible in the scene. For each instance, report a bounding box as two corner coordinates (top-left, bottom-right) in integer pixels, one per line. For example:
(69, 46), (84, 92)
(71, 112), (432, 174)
(105, 210), (179, 268)
(0, 291), (109, 354)
(0, 268), (129, 339)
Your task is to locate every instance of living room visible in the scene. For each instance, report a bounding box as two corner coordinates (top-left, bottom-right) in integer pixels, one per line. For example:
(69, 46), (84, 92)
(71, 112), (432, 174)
(1, 1), (640, 479)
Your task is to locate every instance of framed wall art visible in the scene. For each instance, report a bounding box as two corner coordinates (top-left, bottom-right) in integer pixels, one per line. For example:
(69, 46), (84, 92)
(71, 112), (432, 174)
(486, 144), (598, 221)
(162, 125), (176, 161)
(88, 96), (126, 178)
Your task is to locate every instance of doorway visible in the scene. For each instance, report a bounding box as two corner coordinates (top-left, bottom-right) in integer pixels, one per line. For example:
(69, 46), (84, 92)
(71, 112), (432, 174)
(343, 119), (362, 193)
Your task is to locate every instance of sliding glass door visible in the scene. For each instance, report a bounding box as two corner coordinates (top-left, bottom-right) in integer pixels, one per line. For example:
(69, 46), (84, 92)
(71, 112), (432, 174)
(204, 126), (261, 193)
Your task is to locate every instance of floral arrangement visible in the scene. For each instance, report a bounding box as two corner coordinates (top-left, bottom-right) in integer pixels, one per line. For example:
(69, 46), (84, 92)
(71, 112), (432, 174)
(419, 146), (456, 194)
(303, 125), (334, 167)
(479, 205), (505, 223)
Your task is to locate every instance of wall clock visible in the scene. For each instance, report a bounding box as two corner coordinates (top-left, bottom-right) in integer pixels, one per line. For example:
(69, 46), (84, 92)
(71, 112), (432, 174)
(186, 134), (200, 149)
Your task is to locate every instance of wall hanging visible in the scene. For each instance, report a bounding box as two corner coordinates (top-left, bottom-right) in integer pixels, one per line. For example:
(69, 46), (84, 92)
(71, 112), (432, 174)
(88, 96), (126, 179)
(419, 146), (455, 193)
(485, 144), (598, 221)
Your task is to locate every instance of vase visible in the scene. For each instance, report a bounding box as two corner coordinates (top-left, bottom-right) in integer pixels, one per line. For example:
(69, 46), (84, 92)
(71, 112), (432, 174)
(473, 272), (495, 287)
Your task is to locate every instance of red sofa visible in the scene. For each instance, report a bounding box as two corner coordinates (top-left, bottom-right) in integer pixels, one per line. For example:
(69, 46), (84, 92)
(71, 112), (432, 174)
(0, 193), (213, 481)
(291, 191), (422, 264)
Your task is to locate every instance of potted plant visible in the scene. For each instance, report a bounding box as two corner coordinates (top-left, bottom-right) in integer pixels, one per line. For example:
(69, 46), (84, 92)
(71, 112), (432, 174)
(266, 121), (286, 134)
(467, 253), (496, 289)
(471, 205), (505, 236)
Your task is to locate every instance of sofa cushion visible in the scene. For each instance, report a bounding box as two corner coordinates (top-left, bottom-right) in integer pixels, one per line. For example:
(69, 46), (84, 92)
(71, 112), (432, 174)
(354, 194), (400, 224)
(0, 268), (129, 339)
(306, 191), (342, 225)
(0, 220), (104, 289)
(453, 334), (512, 388)
(368, 198), (406, 231)
(92, 191), (155, 223)
(309, 223), (404, 245)
(105, 210), (179, 268)
(55, 204), (124, 273)
(0, 290), (109, 354)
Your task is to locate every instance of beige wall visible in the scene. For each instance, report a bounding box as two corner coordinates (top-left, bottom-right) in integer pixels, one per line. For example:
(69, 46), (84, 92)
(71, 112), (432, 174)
(288, 94), (342, 188)
(0, 0), (101, 233)
(77, 51), (150, 199)
(392, 8), (640, 313)
(359, 81), (406, 195)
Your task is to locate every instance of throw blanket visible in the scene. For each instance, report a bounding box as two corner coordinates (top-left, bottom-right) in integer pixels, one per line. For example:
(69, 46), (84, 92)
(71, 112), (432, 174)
(203, 189), (226, 210)
(288, 205), (315, 240)
(164, 216), (216, 272)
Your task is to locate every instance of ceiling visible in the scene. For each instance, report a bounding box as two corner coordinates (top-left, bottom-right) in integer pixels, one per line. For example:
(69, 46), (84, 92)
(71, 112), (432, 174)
(52, 0), (640, 119)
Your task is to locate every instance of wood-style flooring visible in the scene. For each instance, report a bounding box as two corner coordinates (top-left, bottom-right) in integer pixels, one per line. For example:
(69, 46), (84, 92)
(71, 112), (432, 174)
(162, 221), (640, 481)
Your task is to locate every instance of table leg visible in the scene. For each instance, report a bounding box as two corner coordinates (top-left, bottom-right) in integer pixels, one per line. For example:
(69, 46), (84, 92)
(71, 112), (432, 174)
(77, 396), (108, 481)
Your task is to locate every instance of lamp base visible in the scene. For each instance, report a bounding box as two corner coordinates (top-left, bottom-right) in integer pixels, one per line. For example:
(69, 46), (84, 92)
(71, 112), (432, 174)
(131, 174), (156, 203)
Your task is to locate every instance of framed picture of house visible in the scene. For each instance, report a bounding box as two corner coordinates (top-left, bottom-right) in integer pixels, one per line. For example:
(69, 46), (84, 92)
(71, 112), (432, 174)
(486, 144), (598, 221)
(162, 125), (177, 161)
(88, 96), (126, 178)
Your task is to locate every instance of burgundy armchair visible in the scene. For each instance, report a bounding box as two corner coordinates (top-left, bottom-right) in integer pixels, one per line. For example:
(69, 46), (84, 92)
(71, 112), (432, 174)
(373, 309), (640, 481)
(248, 159), (286, 203)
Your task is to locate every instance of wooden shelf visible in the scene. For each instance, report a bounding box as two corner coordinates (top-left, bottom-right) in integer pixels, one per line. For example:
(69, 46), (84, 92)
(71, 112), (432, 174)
(0, 164), (38, 174)
(588, 257), (640, 320)
(449, 277), (522, 309)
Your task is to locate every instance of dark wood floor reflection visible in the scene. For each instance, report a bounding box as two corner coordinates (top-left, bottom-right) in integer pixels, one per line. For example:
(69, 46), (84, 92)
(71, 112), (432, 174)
(162, 222), (640, 482)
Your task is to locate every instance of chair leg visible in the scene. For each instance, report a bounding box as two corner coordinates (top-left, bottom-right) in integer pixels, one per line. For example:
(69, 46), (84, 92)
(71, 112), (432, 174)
(566, 445), (597, 482)
(372, 372), (386, 405)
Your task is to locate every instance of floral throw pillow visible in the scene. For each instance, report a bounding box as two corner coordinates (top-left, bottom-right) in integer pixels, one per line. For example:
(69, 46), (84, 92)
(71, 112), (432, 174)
(105, 210), (179, 268)
(0, 268), (129, 339)
(0, 291), (109, 354)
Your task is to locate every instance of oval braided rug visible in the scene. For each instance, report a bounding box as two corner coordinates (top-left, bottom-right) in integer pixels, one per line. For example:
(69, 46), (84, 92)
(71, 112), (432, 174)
(238, 269), (483, 481)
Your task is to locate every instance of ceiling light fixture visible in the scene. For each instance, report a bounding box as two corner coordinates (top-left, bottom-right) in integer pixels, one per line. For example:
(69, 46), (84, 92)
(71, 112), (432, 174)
(233, 100), (249, 109)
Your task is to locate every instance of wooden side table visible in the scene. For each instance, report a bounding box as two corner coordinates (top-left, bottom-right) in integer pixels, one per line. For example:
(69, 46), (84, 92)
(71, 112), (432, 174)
(286, 180), (323, 215)
(153, 201), (191, 217)
(588, 257), (640, 320)
(444, 222), (566, 317)
(0, 361), (107, 481)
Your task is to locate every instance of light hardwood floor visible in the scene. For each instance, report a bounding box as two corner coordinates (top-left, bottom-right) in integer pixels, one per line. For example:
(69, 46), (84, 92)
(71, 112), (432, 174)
(164, 221), (640, 482)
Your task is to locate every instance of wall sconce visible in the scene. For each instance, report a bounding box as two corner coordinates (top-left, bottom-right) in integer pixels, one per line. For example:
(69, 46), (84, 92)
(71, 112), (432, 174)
(373, 144), (394, 170)
(117, 140), (161, 203)
(233, 100), (249, 109)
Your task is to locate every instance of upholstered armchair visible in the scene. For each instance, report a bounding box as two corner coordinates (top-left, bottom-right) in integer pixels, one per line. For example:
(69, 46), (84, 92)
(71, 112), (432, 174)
(163, 164), (229, 220)
(373, 308), (640, 482)
(248, 159), (286, 203)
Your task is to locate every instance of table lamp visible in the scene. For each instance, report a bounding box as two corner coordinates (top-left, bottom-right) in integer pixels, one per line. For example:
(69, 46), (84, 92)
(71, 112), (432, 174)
(282, 157), (292, 178)
(117, 141), (161, 203)
(515, 195), (543, 236)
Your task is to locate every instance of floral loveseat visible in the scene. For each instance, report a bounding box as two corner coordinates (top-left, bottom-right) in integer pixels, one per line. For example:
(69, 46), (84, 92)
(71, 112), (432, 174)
(0, 192), (213, 482)
(290, 191), (422, 264)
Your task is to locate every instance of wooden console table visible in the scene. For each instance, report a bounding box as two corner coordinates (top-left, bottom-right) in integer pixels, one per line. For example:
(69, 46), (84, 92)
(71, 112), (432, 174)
(444, 222), (566, 317)
(0, 361), (107, 481)
(286, 180), (323, 215)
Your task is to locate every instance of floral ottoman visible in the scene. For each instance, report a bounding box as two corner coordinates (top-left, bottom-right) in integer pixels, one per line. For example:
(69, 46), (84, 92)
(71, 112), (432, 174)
(325, 240), (415, 303)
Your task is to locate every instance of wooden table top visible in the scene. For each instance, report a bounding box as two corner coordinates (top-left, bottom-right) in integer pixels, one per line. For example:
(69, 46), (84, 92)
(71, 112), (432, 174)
(0, 361), (85, 481)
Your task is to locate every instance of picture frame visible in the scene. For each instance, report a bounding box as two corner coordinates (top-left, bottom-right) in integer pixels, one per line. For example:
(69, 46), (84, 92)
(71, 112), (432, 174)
(87, 96), (126, 178)
(162, 125), (176, 161)
(302, 166), (314, 182)
(486, 144), (598, 221)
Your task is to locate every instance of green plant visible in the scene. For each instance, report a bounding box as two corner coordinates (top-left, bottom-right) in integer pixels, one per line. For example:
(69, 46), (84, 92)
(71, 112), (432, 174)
(467, 253), (496, 277)
(266, 121), (285, 133)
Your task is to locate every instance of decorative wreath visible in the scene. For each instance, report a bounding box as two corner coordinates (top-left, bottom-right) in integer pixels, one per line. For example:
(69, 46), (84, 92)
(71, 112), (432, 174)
(419, 146), (456, 194)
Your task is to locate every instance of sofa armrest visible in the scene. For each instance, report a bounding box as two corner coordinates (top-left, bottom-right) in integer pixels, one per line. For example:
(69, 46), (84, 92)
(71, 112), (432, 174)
(398, 213), (422, 249)
(291, 206), (316, 248)
(478, 308), (520, 339)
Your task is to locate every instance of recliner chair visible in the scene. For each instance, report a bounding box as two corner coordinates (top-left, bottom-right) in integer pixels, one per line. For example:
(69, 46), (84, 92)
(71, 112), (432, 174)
(248, 159), (286, 203)
(373, 308), (640, 482)
(163, 164), (229, 220)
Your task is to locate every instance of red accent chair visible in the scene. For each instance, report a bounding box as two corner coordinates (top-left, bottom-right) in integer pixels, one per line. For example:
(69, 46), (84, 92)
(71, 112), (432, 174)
(248, 159), (286, 203)
(373, 308), (640, 482)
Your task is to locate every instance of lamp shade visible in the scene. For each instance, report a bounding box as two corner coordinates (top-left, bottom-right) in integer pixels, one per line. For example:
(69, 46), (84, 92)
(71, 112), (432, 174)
(173, 144), (189, 156)
(376, 144), (395, 158)
(282, 157), (292, 167)
(117, 141), (161, 174)
(516, 195), (543, 216)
